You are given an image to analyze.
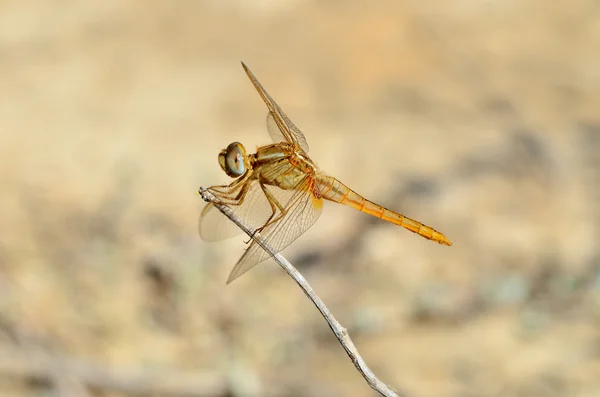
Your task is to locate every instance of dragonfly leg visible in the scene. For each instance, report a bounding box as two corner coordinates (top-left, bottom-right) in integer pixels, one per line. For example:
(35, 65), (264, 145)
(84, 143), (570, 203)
(244, 182), (287, 243)
(207, 175), (250, 205)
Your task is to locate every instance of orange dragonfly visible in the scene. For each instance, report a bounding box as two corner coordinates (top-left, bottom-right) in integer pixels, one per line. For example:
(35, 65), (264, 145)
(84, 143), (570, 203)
(199, 62), (452, 284)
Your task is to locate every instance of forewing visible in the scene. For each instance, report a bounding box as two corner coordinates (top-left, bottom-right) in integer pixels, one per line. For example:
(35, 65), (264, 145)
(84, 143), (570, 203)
(226, 176), (323, 284)
(241, 62), (310, 153)
(265, 112), (309, 153)
(266, 112), (287, 146)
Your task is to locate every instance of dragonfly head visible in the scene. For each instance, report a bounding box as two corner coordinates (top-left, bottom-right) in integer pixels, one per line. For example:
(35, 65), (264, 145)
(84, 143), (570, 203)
(218, 142), (249, 178)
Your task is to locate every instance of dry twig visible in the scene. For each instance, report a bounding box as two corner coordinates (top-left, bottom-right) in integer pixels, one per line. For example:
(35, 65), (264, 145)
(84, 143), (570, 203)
(198, 187), (405, 397)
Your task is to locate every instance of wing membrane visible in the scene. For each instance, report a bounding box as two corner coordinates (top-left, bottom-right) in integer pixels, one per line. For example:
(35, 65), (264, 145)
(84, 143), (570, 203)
(242, 62), (310, 152)
(226, 176), (323, 283)
(199, 158), (307, 242)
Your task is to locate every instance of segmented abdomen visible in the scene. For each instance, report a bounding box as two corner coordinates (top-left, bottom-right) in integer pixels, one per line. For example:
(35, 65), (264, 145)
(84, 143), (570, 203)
(316, 175), (452, 246)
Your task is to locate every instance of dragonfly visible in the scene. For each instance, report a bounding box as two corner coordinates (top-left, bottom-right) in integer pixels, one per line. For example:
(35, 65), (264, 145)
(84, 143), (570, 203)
(199, 62), (452, 284)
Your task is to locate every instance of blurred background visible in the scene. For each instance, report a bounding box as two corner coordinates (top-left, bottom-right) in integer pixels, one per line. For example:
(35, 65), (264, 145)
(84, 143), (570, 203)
(0, 1), (599, 396)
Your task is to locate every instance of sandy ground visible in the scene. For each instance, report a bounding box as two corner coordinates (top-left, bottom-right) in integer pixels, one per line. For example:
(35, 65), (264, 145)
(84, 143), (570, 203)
(0, 1), (599, 396)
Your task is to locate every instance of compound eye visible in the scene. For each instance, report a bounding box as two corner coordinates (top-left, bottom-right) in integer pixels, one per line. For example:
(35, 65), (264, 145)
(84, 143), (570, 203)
(224, 142), (246, 177)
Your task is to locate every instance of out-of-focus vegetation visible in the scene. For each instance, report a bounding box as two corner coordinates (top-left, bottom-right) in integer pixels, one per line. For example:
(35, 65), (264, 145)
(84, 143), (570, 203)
(0, 1), (599, 396)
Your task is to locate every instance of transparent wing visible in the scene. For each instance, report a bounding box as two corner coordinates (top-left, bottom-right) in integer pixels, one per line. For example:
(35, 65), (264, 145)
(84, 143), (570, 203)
(241, 62), (310, 153)
(265, 112), (309, 152)
(226, 176), (323, 284)
(199, 179), (272, 242)
(199, 159), (303, 241)
(266, 112), (287, 146)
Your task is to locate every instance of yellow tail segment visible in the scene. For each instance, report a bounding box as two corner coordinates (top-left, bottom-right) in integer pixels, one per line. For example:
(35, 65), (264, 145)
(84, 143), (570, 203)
(317, 176), (452, 246)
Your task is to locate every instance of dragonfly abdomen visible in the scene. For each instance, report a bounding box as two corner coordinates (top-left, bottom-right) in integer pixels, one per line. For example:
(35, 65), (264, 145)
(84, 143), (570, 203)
(317, 176), (452, 246)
